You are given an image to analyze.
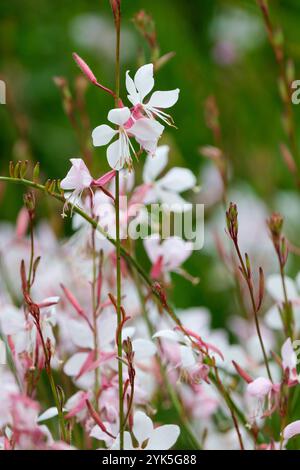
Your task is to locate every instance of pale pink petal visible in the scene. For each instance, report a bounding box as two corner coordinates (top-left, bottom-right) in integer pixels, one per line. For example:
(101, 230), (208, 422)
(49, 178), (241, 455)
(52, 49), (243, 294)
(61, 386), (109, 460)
(107, 139), (123, 170)
(147, 89), (180, 109)
(133, 411), (153, 445)
(64, 352), (89, 377)
(130, 118), (164, 141)
(281, 338), (297, 371)
(153, 329), (181, 342)
(143, 145), (169, 183)
(37, 407), (60, 422)
(126, 71), (139, 106)
(60, 158), (92, 190)
(180, 345), (196, 368)
(143, 235), (161, 263)
(266, 274), (298, 302)
(132, 339), (157, 361)
(0, 306), (24, 335)
(159, 167), (196, 192)
(162, 237), (193, 270)
(156, 187), (191, 211)
(283, 420), (300, 441)
(134, 64), (154, 101)
(108, 107), (131, 126)
(146, 424), (180, 450)
(247, 377), (273, 398)
(92, 125), (116, 147)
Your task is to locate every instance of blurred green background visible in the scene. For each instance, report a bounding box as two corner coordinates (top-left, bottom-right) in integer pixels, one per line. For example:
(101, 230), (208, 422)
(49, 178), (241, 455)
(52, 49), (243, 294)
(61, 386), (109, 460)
(1, 0), (300, 328)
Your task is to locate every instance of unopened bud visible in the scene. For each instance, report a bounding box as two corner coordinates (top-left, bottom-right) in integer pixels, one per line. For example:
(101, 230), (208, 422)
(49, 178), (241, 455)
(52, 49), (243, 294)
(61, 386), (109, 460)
(33, 162), (40, 182)
(226, 202), (238, 241)
(267, 212), (283, 240)
(23, 192), (35, 215)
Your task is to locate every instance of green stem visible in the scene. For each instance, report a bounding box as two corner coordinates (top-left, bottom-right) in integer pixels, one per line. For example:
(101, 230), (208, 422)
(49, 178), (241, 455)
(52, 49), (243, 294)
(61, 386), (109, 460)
(234, 241), (273, 382)
(27, 219), (34, 293)
(115, 172), (124, 449)
(113, 3), (124, 450)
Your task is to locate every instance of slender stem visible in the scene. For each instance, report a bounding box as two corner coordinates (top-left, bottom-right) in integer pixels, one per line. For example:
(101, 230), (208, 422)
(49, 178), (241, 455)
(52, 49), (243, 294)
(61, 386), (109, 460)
(234, 241), (273, 382)
(91, 222), (100, 407)
(27, 219), (34, 293)
(36, 323), (68, 442)
(213, 365), (244, 450)
(115, 172), (124, 449)
(113, 3), (124, 450)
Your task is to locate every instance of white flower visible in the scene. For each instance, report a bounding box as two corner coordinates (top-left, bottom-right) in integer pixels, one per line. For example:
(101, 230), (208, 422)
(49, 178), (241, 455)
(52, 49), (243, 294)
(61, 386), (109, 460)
(143, 145), (196, 211)
(111, 411), (180, 450)
(126, 63), (180, 126)
(92, 107), (164, 170)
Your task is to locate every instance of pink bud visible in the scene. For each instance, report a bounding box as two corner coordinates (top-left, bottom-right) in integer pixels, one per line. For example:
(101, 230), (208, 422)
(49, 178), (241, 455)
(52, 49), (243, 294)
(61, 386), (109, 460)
(232, 361), (253, 384)
(73, 52), (115, 97)
(72, 53), (97, 85)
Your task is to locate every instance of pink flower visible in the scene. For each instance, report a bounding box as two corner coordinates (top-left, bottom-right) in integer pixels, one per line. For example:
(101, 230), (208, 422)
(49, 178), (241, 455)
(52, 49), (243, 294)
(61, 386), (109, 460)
(60, 158), (93, 216)
(61, 158), (93, 193)
(144, 235), (193, 279)
(247, 377), (274, 399)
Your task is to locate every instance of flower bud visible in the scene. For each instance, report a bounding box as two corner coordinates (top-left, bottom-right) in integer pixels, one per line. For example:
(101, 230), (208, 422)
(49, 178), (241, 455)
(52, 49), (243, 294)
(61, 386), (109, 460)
(226, 202), (238, 241)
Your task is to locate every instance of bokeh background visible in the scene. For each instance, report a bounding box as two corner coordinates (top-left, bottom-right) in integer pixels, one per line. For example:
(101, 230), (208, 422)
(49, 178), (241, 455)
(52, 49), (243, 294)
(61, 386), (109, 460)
(1, 0), (300, 332)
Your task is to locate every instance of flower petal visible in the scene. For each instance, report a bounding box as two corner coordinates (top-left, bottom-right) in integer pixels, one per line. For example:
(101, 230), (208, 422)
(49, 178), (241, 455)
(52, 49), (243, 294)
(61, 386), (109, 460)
(283, 420), (300, 441)
(92, 125), (116, 147)
(133, 411), (153, 445)
(108, 107), (131, 126)
(37, 407), (59, 422)
(156, 187), (191, 212)
(266, 274), (298, 302)
(159, 167), (196, 192)
(126, 71), (139, 106)
(64, 352), (89, 377)
(146, 424), (180, 450)
(134, 64), (154, 101)
(107, 139), (123, 170)
(60, 158), (92, 191)
(180, 345), (196, 368)
(281, 337), (297, 371)
(247, 377), (273, 398)
(143, 145), (169, 183)
(153, 329), (181, 342)
(130, 118), (164, 141)
(132, 339), (157, 361)
(147, 89), (180, 109)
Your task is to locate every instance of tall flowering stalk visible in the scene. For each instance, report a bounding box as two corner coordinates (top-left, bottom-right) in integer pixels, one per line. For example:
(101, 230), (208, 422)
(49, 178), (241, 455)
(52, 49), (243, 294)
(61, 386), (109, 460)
(226, 202), (272, 382)
(110, 0), (125, 450)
